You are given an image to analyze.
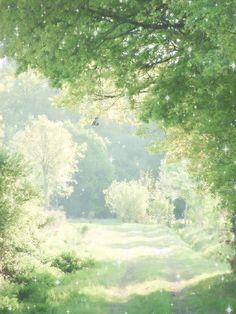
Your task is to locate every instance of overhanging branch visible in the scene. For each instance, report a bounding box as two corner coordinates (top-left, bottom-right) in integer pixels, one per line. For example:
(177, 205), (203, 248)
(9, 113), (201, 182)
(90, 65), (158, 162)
(88, 7), (184, 31)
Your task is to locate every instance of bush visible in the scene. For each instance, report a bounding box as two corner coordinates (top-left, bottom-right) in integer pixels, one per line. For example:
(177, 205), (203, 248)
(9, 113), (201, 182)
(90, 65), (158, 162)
(138, 172), (174, 225)
(104, 180), (149, 222)
(0, 295), (19, 312)
(0, 279), (20, 312)
(51, 252), (94, 273)
(147, 190), (174, 226)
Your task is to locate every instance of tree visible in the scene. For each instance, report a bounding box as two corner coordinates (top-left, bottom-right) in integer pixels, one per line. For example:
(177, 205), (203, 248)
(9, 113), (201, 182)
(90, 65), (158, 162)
(0, 62), (77, 142)
(0, 1), (235, 245)
(60, 121), (163, 218)
(0, 1), (234, 214)
(53, 79), (135, 126)
(96, 120), (163, 181)
(13, 115), (86, 206)
(60, 123), (115, 218)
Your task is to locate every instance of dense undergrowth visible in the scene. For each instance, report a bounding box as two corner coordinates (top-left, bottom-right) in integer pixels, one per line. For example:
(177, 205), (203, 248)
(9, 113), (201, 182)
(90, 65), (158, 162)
(0, 214), (95, 313)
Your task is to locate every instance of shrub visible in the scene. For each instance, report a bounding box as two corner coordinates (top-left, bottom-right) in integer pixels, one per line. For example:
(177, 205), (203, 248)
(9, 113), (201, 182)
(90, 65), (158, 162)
(0, 295), (19, 312)
(148, 194), (174, 226)
(104, 180), (149, 222)
(80, 225), (89, 236)
(0, 279), (22, 312)
(139, 172), (174, 225)
(51, 252), (94, 273)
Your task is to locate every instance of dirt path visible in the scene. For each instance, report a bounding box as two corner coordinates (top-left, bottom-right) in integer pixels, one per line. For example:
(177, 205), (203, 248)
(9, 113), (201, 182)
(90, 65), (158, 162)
(167, 258), (191, 314)
(80, 223), (230, 314)
(111, 262), (138, 314)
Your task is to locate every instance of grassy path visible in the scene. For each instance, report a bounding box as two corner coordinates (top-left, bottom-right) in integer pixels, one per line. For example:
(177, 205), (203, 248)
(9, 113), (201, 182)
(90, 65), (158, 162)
(46, 222), (235, 314)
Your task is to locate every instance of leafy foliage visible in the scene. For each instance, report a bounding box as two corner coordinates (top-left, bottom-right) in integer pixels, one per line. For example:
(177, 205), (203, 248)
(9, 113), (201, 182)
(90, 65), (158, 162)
(0, 0), (234, 218)
(0, 148), (35, 245)
(0, 148), (42, 277)
(0, 63), (61, 142)
(0, 0), (235, 289)
(158, 160), (197, 204)
(13, 115), (87, 206)
(139, 172), (174, 225)
(0, 149), (33, 234)
(104, 180), (149, 222)
(54, 79), (134, 125)
(60, 124), (115, 218)
(97, 121), (163, 181)
(60, 121), (163, 218)
(158, 159), (230, 230)
(51, 252), (94, 273)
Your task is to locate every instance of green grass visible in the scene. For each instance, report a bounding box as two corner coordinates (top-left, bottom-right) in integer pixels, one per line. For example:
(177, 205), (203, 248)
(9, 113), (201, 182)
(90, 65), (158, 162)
(177, 225), (234, 262)
(178, 273), (236, 314)
(1, 221), (235, 314)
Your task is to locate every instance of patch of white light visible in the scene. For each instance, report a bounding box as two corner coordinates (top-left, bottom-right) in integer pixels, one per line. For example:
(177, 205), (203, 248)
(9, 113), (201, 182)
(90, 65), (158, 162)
(230, 63), (236, 71)
(176, 273), (181, 280)
(223, 146), (229, 154)
(226, 305), (233, 313)
(109, 156), (114, 163)
(0, 57), (8, 69)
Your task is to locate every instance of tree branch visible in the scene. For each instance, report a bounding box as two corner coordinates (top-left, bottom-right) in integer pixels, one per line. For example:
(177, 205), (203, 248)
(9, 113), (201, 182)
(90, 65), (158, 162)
(88, 7), (184, 31)
(92, 93), (122, 100)
(141, 55), (177, 69)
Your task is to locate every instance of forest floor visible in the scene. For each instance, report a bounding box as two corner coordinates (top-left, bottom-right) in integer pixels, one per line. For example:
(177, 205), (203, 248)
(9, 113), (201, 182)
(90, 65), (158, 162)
(45, 221), (235, 314)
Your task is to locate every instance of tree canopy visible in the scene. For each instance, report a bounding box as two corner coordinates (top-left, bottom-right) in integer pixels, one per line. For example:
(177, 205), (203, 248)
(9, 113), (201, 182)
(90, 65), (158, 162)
(0, 1), (235, 213)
